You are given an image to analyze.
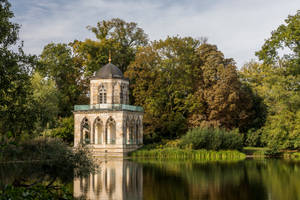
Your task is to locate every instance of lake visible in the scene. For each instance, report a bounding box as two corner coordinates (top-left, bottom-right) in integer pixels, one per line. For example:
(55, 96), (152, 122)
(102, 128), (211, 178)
(74, 158), (300, 200)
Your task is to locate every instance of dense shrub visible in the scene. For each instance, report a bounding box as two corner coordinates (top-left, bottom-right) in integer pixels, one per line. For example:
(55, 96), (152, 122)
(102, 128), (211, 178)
(43, 116), (74, 144)
(0, 137), (96, 199)
(180, 127), (243, 150)
(0, 184), (73, 200)
(0, 137), (96, 176)
(245, 129), (266, 147)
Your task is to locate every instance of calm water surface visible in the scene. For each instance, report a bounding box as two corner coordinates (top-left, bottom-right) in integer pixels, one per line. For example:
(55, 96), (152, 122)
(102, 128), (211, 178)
(75, 159), (300, 200)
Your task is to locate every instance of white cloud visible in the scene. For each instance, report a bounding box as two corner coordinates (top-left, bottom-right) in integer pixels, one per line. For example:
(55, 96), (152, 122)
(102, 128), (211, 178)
(10, 0), (300, 67)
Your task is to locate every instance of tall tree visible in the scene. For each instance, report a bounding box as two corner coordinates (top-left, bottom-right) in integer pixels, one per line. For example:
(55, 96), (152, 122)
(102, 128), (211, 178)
(241, 10), (300, 149)
(30, 72), (59, 134)
(256, 10), (300, 68)
(72, 18), (148, 76)
(188, 44), (259, 132)
(39, 43), (87, 117)
(126, 36), (200, 139)
(0, 0), (35, 137)
(126, 37), (258, 141)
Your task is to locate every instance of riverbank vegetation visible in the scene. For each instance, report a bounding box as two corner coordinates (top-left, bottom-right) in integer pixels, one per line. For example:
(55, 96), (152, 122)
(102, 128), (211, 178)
(0, 137), (95, 168)
(131, 148), (246, 161)
(0, 136), (97, 199)
(0, 0), (299, 157)
(130, 127), (246, 160)
(180, 127), (243, 150)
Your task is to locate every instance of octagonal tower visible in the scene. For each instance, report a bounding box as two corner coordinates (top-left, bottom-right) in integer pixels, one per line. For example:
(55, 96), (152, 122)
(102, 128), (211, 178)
(73, 61), (143, 156)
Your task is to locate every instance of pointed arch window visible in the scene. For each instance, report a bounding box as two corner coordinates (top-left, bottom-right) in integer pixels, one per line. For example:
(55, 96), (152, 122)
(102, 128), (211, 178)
(106, 117), (116, 144)
(81, 117), (90, 144)
(99, 84), (107, 104)
(94, 117), (103, 144)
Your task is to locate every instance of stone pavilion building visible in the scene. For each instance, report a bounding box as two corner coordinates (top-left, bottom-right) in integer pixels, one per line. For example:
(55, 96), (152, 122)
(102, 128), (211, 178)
(73, 61), (143, 156)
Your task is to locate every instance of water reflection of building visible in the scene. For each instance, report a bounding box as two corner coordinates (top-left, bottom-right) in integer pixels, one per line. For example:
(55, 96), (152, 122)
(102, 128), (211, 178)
(74, 159), (143, 200)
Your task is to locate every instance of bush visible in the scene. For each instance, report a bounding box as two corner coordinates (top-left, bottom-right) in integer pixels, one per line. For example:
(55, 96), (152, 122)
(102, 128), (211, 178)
(43, 116), (74, 144)
(0, 137), (96, 199)
(180, 127), (243, 150)
(245, 129), (265, 147)
(0, 137), (96, 175)
(0, 184), (73, 200)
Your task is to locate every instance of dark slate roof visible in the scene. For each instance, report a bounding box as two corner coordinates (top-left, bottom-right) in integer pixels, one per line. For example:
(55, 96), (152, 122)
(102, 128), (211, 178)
(94, 63), (123, 79)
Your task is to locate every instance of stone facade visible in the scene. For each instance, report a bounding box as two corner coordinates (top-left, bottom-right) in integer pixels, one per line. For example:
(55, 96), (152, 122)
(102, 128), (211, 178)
(90, 78), (130, 105)
(73, 63), (143, 156)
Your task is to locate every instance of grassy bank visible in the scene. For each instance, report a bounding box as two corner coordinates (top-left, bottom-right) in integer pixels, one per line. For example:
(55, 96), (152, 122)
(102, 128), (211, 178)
(130, 148), (246, 161)
(242, 147), (300, 160)
(242, 147), (269, 157)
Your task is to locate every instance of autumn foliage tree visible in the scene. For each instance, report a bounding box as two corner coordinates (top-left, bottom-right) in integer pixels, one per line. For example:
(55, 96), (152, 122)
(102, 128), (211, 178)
(189, 44), (261, 132)
(126, 37), (260, 141)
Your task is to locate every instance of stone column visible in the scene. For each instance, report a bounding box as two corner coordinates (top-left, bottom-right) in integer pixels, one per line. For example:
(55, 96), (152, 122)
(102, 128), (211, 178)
(74, 115), (82, 147)
(90, 125), (94, 144)
(139, 116), (143, 144)
(106, 126), (110, 144)
(95, 125), (98, 145)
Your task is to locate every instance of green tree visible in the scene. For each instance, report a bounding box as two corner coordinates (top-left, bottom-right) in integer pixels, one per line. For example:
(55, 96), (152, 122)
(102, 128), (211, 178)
(241, 61), (300, 149)
(30, 72), (59, 134)
(72, 18), (148, 76)
(39, 43), (87, 117)
(0, 0), (35, 137)
(256, 10), (300, 67)
(241, 11), (300, 150)
(126, 36), (201, 140)
(44, 116), (74, 144)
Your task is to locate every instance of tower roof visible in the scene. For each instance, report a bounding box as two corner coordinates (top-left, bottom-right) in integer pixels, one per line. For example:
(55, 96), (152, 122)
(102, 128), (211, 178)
(94, 63), (124, 79)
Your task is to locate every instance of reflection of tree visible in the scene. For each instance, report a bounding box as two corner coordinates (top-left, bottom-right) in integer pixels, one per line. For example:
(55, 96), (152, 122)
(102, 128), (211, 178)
(0, 162), (74, 195)
(140, 160), (300, 200)
(142, 164), (190, 200)
(260, 160), (300, 200)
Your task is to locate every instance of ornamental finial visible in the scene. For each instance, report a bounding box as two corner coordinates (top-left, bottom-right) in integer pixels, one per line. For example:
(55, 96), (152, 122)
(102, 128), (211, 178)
(109, 50), (111, 63)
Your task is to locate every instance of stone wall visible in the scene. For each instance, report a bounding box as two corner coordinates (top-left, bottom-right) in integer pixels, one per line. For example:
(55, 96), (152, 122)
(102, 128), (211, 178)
(74, 110), (143, 148)
(90, 79), (129, 105)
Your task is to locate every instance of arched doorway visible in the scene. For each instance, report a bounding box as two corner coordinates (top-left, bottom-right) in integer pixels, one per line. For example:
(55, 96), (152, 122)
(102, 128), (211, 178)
(106, 117), (116, 144)
(81, 117), (90, 144)
(94, 117), (103, 144)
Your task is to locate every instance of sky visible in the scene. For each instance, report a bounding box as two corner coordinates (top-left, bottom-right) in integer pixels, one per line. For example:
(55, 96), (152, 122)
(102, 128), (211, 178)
(10, 0), (299, 68)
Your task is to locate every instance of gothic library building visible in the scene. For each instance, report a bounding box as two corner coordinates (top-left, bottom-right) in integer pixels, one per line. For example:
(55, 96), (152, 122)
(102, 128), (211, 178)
(73, 62), (144, 156)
